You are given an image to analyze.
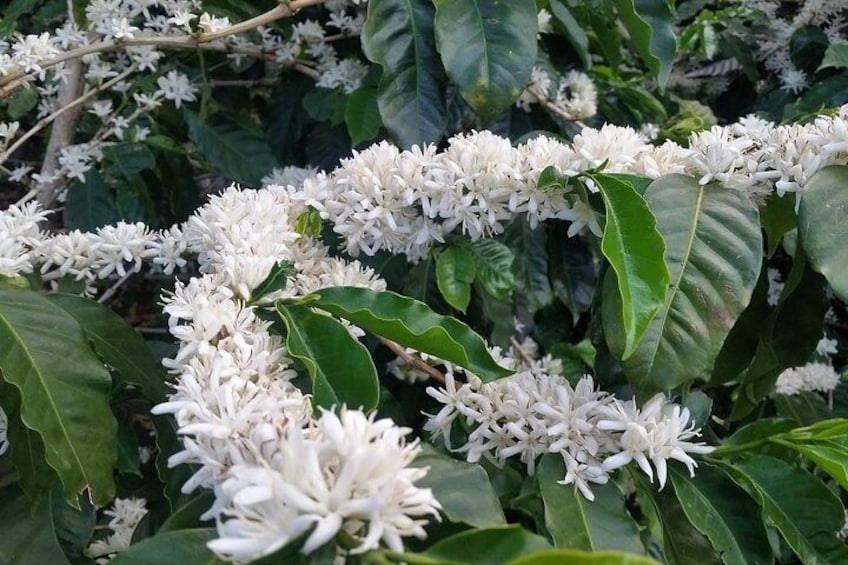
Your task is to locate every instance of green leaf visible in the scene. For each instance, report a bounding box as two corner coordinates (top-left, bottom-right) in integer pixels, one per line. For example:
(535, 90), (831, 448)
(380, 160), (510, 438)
(6, 85), (39, 119)
(503, 219), (550, 312)
(64, 170), (119, 232)
(593, 173), (669, 361)
(436, 245), (476, 312)
(774, 438), (848, 490)
(423, 526), (551, 564)
(296, 207), (323, 237)
(760, 193), (797, 257)
(433, 0), (537, 122)
(302, 88), (348, 125)
(618, 174), (762, 391)
(185, 111), (278, 187)
(344, 87), (381, 146)
(153, 414), (195, 511)
(116, 416), (141, 476)
(413, 445), (505, 527)
(818, 41), (848, 71)
(110, 528), (223, 565)
(537, 454), (643, 553)
(549, 227), (596, 319)
(102, 143), (156, 178)
(712, 418), (799, 456)
(0, 289), (116, 506)
(361, 0), (447, 147)
(549, 0), (591, 69)
(469, 238), (516, 300)
(275, 303), (379, 411)
(50, 488), (96, 563)
(799, 165), (848, 303)
(774, 391), (831, 425)
(727, 455), (848, 564)
(47, 293), (170, 403)
(158, 491), (216, 533)
(0, 485), (68, 565)
(250, 261), (297, 303)
(306, 287), (513, 381)
(669, 463), (773, 565)
(612, 0), (677, 89)
(0, 0), (44, 35)
(508, 550), (660, 565)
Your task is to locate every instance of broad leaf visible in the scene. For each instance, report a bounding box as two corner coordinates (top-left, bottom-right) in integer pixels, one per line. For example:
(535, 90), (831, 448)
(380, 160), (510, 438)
(185, 111), (278, 187)
(344, 87), (381, 146)
(0, 485), (68, 565)
(799, 165), (848, 303)
(64, 170), (119, 231)
(433, 0), (537, 122)
(537, 455), (642, 553)
(413, 445), (505, 527)
(102, 143), (156, 177)
(110, 528), (223, 565)
(0, 289), (116, 505)
(818, 42), (848, 70)
(503, 219), (551, 312)
(728, 454), (848, 564)
(250, 260), (297, 303)
(773, 391), (831, 425)
(422, 526), (551, 564)
(469, 238), (515, 300)
(361, 0), (447, 147)
(549, 0), (591, 69)
(773, 436), (848, 490)
(306, 287), (513, 381)
(47, 293), (170, 402)
(760, 193), (796, 257)
(669, 464), (773, 565)
(0, 382), (57, 496)
(158, 491), (216, 533)
(549, 225), (596, 318)
(509, 550), (660, 565)
(593, 173), (668, 360)
(613, 0), (677, 88)
(437, 245), (476, 312)
(622, 174), (762, 391)
(275, 303), (379, 411)
(712, 418), (799, 456)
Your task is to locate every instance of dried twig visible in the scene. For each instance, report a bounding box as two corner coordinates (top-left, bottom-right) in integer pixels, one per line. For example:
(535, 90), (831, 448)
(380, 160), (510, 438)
(378, 336), (446, 384)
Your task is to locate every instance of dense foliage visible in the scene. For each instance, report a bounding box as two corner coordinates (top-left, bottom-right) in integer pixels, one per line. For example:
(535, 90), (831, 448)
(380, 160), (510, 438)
(2, 0), (848, 564)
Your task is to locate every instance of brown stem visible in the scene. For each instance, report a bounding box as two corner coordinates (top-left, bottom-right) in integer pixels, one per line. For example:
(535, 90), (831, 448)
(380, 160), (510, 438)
(378, 337), (446, 384)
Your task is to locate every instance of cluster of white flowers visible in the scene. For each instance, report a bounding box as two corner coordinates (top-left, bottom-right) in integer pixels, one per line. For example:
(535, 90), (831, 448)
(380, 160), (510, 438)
(418, 338), (712, 500)
(775, 362), (842, 396)
(517, 66), (598, 121)
(85, 497), (148, 563)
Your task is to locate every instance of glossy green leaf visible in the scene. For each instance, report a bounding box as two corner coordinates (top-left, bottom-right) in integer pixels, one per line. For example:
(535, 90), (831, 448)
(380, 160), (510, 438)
(503, 219), (550, 312)
(185, 111), (278, 187)
(423, 526), (551, 564)
(537, 454), (643, 553)
(669, 464), (773, 565)
(613, 0), (676, 88)
(301, 88), (348, 125)
(306, 287), (513, 381)
(773, 437), (848, 490)
(344, 87), (381, 146)
(275, 303), (379, 411)
(413, 445), (505, 527)
(618, 174), (762, 391)
(799, 165), (848, 303)
(0, 381), (57, 497)
(437, 245), (476, 312)
(508, 550), (660, 565)
(296, 207), (323, 237)
(593, 173), (668, 360)
(250, 261), (297, 303)
(728, 454), (848, 564)
(549, 226), (596, 318)
(0, 485), (68, 565)
(818, 41), (848, 70)
(110, 528), (223, 565)
(158, 491), (216, 533)
(773, 391), (831, 425)
(433, 0), (537, 122)
(712, 418), (799, 456)
(361, 0), (447, 147)
(64, 170), (119, 231)
(0, 289), (116, 506)
(51, 488), (96, 563)
(549, 0), (591, 69)
(102, 142), (156, 177)
(760, 193), (797, 257)
(470, 238), (516, 300)
(47, 293), (170, 402)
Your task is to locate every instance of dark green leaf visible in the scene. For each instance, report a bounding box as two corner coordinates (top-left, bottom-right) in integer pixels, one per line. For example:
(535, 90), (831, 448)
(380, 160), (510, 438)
(818, 42), (848, 71)
(727, 455), (848, 564)
(153, 414), (195, 511)
(50, 488), (96, 564)
(116, 417), (141, 476)
(110, 528), (223, 565)
(0, 0), (44, 35)
(0, 485), (68, 565)
(275, 303), (379, 411)
(433, 0), (537, 122)
(47, 293), (169, 403)
(682, 390), (712, 430)
(712, 418), (799, 456)
(6, 86), (39, 119)
(799, 165), (848, 303)
(423, 525), (551, 564)
(102, 143), (156, 177)
(593, 173), (669, 360)
(158, 491), (216, 533)
(250, 261), (297, 303)
(0, 381), (57, 497)
(361, 0), (447, 147)
(508, 550), (660, 565)
(302, 88), (347, 125)
(760, 193), (797, 257)
(774, 392), (831, 426)
(469, 238), (515, 300)
(0, 289), (116, 506)
(549, 0), (591, 69)
(266, 75), (312, 161)
(549, 226), (596, 318)
(306, 287), (513, 382)
(503, 220), (549, 311)
(669, 463), (773, 565)
(613, 0), (677, 88)
(64, 170), (119, 232)
(185, 111), (278, 187)
(436, 245), (476, 312)
(537, 454), (643, 553)
(774, 437), (848, 490)
(413, 445), (505, 527)
(618, 174), (762, 392)
(344, 87), (381, 146)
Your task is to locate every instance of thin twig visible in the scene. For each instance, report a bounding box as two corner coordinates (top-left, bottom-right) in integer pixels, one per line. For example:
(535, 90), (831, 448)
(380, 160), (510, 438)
(378, 337), (446, 384)
(98, 272), (133, 304)
(509, 336), (535, 366)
